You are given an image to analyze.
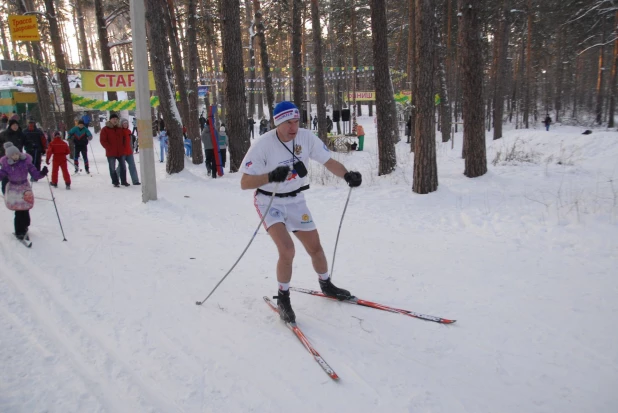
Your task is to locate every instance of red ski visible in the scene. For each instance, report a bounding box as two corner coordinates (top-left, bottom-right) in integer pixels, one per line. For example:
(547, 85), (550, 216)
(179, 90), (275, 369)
(263, 296), (339, 380)
(290, 287), (456, 324)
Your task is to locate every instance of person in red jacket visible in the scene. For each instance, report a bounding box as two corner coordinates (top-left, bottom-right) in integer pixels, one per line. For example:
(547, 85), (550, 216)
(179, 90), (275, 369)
(45, 131), (71, 189)
(100, 113), (128, 187)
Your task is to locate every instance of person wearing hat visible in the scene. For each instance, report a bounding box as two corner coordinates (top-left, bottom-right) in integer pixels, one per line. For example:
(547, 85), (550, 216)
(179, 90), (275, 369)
(0, 119), (25, 155)
(100, 113), (128, 187)
(24, 119), (47, 174)
(240, 101), (363, 323)
(46, 131), (72, 189)
(0, 142), (48, 239)
(0, 119), (26, 193)
(68, 119), (93, 173)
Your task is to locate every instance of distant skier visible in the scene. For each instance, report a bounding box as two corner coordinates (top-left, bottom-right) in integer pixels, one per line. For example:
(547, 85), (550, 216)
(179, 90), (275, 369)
(46, 131), (72, 189)
(67, 120), (92, 174)
(0, 142), (48, 240)
(544, 114), (552, 131)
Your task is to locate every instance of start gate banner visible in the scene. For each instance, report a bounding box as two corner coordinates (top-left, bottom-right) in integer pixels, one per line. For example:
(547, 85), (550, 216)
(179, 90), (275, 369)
(81, 70), (156, 92)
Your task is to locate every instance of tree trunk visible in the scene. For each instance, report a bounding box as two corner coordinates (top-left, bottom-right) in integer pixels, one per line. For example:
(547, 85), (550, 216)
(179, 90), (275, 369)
(253, 0), (275, 126)
(292, 0), (304, 116)
(413, 0), (438, 193)
(222, 0), (251, 171)
(595, 18), (607, 125)
(492, 0), (510, 140)
(370, 0), (398, 176)
(44, 0), (75, 134)
(523, 0), (532, 128)
(409, 0), (417, 150)
(14, 0), (55, 133)
(458, 0), (487, 178)
(244, 0), (256, 118)
(310, 0), (328, 143)
(0, 16), (12, 60)
(554, 27), (563, 122)
(351, 0), (361, 116)
(186, 0), (203, 164)
(94, 0), (117, 101)
(145, 0), (184, 174)
(165, 0), (190, 128)
(437, 4), (451, 143)
(608, 11), (618, 128)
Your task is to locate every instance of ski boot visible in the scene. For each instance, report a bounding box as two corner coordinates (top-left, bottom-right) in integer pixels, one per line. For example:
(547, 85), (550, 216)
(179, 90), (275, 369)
(66, 184), (71, 190)
(273, 289), (296, 323)
(50, 182), (58, 188)
(319, 278), (353, 301)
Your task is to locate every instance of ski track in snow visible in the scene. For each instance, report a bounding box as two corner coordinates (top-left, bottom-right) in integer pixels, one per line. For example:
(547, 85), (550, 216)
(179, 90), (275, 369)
(0, 118), (617, 412)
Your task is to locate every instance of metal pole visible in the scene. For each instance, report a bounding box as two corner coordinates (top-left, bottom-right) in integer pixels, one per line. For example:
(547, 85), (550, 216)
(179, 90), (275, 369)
(130, 0), (157, 202)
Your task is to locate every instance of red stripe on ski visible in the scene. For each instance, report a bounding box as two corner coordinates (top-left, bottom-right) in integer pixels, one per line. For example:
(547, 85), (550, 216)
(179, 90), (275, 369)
(289, 287), (456, 324)
(263, 296), (339, 380)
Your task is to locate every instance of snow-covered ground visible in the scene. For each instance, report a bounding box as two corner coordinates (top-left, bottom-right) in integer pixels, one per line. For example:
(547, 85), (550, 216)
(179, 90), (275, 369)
(1, 115), (616, 413)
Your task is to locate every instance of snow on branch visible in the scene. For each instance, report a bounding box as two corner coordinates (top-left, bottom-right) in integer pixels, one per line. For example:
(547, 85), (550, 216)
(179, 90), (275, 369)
(108, 39), (133, 48)
(578, 36), (618, 55)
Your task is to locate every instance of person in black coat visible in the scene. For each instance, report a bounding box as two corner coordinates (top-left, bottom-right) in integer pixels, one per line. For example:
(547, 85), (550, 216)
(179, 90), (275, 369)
(0, 119), (26, 193)
(23, 120), (46, 172)
(0, 119), (25, 157)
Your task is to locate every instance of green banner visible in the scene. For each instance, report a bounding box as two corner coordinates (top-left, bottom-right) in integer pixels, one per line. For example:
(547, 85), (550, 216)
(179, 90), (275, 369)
(71, 94), (160, 111)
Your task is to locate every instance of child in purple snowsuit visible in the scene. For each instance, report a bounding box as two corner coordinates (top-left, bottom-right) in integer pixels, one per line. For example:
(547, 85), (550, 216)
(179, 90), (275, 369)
(0, 142), (48, 239)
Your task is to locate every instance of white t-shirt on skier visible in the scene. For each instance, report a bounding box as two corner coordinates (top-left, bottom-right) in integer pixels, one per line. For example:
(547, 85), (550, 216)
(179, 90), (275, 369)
(240, 128), (331, 193)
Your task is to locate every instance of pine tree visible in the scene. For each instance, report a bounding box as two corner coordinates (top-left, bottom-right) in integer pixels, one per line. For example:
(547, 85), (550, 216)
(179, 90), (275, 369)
(458, 0), (487, 178)
(222, 0), (251, 171)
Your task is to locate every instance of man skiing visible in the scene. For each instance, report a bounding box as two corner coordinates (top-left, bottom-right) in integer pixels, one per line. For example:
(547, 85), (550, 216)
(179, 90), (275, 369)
(67, 119), (93, 173)
(240, 101), (362, 323)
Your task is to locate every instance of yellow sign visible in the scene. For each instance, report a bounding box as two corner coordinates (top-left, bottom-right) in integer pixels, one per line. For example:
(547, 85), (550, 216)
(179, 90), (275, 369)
(81, 70), (156, 92)
(8, 15), (40, 42)
(13, 92), (38, 104)
(346, 91), (375, 101)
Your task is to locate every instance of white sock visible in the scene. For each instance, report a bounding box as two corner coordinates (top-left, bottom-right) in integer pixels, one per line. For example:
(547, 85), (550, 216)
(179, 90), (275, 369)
(278, 282), (290, 291)
(318, 272), (330, 281)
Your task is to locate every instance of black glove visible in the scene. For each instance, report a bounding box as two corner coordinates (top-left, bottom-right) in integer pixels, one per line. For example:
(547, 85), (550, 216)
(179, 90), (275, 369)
(344, 171), (362, 187)
(40, 166), (48, 177)
(268, 166), (290, 183)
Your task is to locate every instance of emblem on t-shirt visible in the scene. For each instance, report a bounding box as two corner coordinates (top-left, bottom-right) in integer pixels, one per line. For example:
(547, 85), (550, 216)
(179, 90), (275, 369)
(245, 160), (252, 168)
(294, 144), (302, 155)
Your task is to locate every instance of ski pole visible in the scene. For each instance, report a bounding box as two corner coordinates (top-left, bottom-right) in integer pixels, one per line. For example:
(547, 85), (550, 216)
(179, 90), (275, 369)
(88, 140), (99, 174)
(196, 182), (280, 306)
(330, 186), (353, 281)
(45, 174), (67, 241)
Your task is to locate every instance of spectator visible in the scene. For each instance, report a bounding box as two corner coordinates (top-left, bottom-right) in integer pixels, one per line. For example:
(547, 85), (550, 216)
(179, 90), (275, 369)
(201, 120), (216, 178)
(248, 117), (256, 139)
(100, 113), (128, 187)
(218, 123), (228, 169)
(23, 119), (47, 175)
(356, 124), (365, 151)
(158, 130), (168, 163)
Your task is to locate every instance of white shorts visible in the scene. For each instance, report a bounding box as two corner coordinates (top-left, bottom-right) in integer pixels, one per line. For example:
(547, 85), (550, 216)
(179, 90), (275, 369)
(253, 192), (317, 232)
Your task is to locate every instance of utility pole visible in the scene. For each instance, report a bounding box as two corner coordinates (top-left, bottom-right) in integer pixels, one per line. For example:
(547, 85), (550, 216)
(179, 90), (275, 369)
(130, 0), (157, 202)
